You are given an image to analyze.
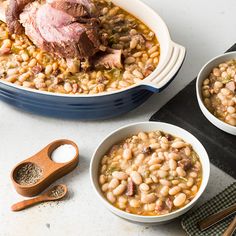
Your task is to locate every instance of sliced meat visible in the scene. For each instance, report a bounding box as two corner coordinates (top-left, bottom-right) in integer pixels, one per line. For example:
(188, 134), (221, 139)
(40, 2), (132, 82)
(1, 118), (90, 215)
(36, 4), (76, 41)
(225, 81), (235, 92)
(19, 2), (46, 48)
(178, 158), (193, 171)
(36, 4), (100, 58)
(50, 1), (88, 18)
(165, 134), (174, 141)
(93, 49), (123, 69)
(142, 146), (152, 155)
(31, 65), (43, 74)
(0, 1), (7, 22)
(165, 197), (173, 211)
(0, 47), (11, 55)
(6, 0), (33, 34)
(20, 3), (100, 58)
(47, 0), (96, 18)
(155, 200), (164, 212)
(126, 180), (135, 196)
(8, 0), (103, 59)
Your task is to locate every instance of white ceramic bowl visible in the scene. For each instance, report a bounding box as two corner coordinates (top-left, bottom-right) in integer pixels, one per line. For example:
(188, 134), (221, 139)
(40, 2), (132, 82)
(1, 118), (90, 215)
(90, 122), (210, 224)
(196, 52), (236, 135)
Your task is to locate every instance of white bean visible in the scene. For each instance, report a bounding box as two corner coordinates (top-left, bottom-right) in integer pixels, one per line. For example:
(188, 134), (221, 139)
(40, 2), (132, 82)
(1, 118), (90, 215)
(118, 196), (127, 204)
(107, 192), (116, 203)
(176, 167), (186, 177)
(184, 146), (191, 156)
(130, 171), (142, 185)
(159, 179), (171, 186)
(129, 199), (141, 208)
(99, 175), (106, 185)
(190, 172), (198, 178)
(173, 193), (186, 207)
(130, 38), (138, 49)
(28, 58), (37, 67)
(124, 57), (135, 64)
(139, 183), (150, 192)
(150, 51), (159, 58)
(112, 171), (128, 180)
(130, 29), (137, 36)
(169, 159), (177, 170)
(183, 190), (191, 196)
(117, 202), (126, 209)
(160, 186), (169, 197)
(186, 178), (194, 187)
(157, 152), (165, 162)
(21, 52), (29, 61)
(145, 178), (153, 184)
(138, 132), (148, 141)
(144, 203), (156, 211)
(178, 183), (188, 189)
(64, 82), (72, 92)
(161, 137), (168, 143)
(151, 175), (158, 183)
(191, 185), (198, 194)
(123, 149), (132, 160)
(101, 165), (107, 173)
(45, 65), (52, 75)
(169, 152), (180, 160)
(149, 164), (161, 171)
(149, 143), (160, 149)
(172, 180), (179, 185)
(157, 170), (168, 178)
(160, 164), (169, 171)
(102, 183), (109, 192)
(148, 158), (160, 165)
(109, 178), (119, 189)
(132, 69), (144, 79)
(171, 141), (186, 149)
(141, 193), (157, 204)
(169, 186), (181, 195)
(148, 45), (158, 54)
(113, 184), (127, 196)
(161, 142), (169, 150)
(135, 154), (145, 165)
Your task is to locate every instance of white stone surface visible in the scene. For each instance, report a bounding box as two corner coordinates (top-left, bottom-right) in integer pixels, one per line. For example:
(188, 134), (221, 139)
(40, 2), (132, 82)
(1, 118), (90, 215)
(0, 0), (235, 235)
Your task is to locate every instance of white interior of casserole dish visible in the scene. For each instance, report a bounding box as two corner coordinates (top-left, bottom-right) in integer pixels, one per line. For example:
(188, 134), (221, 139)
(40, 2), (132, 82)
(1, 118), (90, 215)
(90, 122), (210, 223)
(0, 0), (174, 97)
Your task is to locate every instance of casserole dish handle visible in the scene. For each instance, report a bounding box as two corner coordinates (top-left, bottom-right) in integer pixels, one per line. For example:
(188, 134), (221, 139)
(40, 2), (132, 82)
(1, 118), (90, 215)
(141, 41), (186, 92)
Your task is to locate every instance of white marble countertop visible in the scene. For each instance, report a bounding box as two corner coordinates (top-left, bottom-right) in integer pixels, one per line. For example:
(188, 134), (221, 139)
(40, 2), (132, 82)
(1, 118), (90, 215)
(0, 0), (236, 235)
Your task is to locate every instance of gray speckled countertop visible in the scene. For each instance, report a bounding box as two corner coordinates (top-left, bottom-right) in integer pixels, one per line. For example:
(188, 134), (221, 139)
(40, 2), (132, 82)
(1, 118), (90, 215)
(0, 0), (235, 235)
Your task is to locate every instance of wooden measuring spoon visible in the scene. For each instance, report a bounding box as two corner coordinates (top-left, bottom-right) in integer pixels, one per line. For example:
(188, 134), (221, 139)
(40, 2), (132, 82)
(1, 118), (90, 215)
(11, 139), (79, 197)
(11, 184), (68, 211)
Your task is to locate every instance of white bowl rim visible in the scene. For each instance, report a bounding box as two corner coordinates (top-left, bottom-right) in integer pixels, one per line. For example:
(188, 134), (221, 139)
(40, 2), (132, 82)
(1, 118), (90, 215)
(196, 51), (236, 131)
(0, 0), (175, 98)
(90, 121), (210, 219)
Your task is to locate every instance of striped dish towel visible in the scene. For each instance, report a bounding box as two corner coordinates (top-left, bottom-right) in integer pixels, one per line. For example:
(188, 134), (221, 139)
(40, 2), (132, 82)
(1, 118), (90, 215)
(181, 182), (236, 236)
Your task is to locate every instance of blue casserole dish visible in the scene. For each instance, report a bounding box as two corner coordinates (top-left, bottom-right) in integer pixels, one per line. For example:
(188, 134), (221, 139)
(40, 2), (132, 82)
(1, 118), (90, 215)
(0, 0), (186, 120)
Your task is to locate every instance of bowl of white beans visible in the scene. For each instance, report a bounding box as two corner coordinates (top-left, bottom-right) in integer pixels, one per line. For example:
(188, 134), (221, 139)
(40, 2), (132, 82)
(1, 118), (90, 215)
(90, 122), (210, 224)
(196, 52), (236, 135)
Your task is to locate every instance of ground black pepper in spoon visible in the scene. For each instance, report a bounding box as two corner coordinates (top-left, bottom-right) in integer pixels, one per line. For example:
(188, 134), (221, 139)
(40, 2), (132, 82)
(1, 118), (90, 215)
(11, 184), (68, 212)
